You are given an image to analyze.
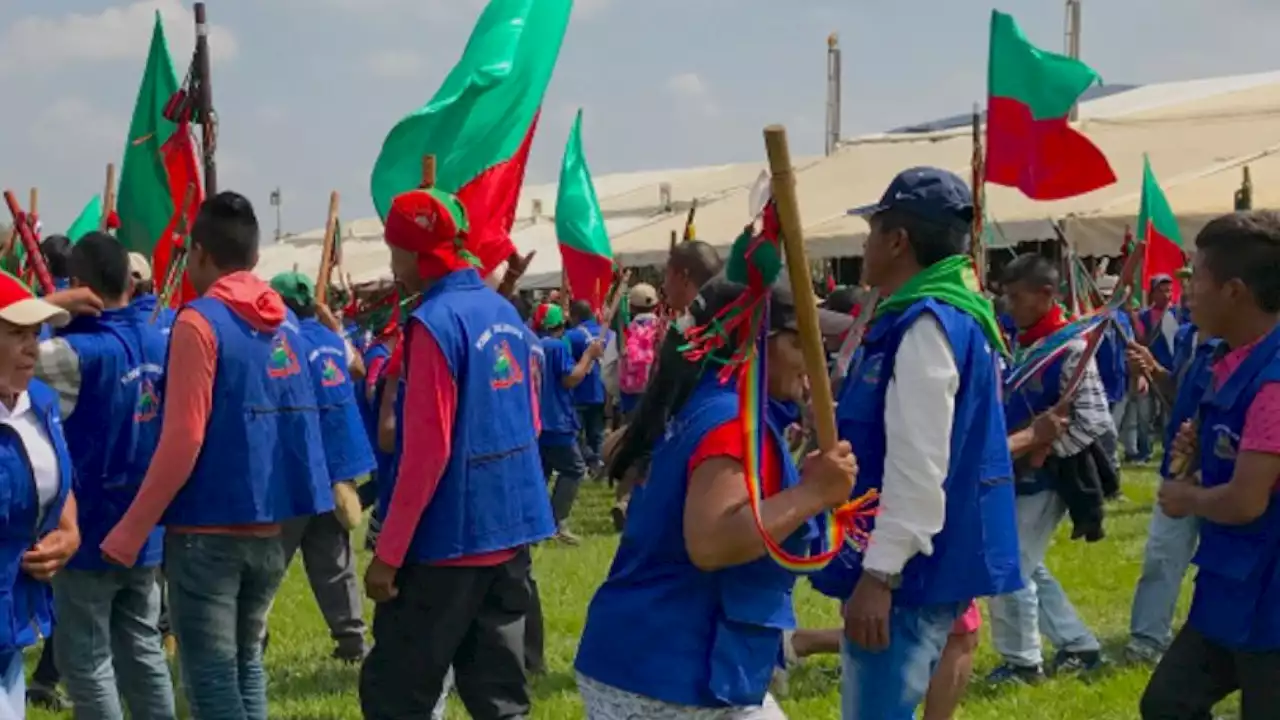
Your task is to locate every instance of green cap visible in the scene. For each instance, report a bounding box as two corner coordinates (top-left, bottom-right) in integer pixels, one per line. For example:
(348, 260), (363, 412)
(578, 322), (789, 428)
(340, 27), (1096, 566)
(270, 271), (316, 309)
(534, 303), (565, 331)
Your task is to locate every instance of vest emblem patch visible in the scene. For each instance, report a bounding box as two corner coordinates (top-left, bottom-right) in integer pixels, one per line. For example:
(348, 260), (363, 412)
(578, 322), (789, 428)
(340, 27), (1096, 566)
(1212, 424), (1239, 461)
(856, 353), (883, 386)
(491, 340), (525, 390)
(268, 335), (301, 378)
(320, 356), (346, 387)
(135, 379), (160, 423)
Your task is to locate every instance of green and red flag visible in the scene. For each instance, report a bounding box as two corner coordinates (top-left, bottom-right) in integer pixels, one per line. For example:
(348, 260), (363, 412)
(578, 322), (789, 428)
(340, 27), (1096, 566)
(370, 0), (573, 275)
(984, 10), (1115, 200)
(1137, 155), (1186, 302)
(117, 12), (201, 306)
(555, 109), (613, 313)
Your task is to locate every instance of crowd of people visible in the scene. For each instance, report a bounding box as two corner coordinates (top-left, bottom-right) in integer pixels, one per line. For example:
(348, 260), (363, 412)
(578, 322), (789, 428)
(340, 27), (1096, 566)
(0, 165), (1275, 720)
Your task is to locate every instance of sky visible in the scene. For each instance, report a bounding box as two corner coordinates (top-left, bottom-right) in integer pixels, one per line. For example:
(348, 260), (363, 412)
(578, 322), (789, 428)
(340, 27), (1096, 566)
(2, 0), (1279, 237)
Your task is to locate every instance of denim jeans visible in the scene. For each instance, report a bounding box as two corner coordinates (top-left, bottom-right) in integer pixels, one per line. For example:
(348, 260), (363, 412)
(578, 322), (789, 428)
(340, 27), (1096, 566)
(1119, 394), (1154, 460)
(166, 534), (287, 720)
(1129, 501), (1198, 653)
(0, 651), (23, 720)
(988, 491), (1101, 668)
(577, 404), (606, 470)
(840, 603), (965, 719)
(52, 567), (175, 720)
(540, 442), (586, 526)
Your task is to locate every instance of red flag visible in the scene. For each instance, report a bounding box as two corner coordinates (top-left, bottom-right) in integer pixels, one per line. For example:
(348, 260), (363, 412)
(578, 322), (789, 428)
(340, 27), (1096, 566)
(154, 122), (202, 307)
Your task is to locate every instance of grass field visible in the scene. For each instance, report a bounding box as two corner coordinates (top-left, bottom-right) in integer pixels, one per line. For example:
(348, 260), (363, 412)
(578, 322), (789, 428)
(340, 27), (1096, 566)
(29, 463), (1238, 719)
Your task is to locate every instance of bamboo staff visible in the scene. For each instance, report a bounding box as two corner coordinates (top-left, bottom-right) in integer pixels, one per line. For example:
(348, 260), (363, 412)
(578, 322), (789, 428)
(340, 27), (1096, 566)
(28, 188), (38, 224)
(100, 164), (117, 231)
(3, 192), (54, 295)
(764, 125), (837, 451)
(315, 192), (340, 306)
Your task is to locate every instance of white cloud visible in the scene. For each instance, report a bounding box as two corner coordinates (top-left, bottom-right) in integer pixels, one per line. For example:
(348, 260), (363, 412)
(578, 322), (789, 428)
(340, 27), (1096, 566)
(28, 97), (126, 160)
(666, 72), (707, 98)
(364, 49), (428, 79)
(0, 0), (239, 74)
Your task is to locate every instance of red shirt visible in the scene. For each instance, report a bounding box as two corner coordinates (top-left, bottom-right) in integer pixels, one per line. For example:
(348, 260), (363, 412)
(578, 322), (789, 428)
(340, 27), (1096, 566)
(688, 418), (783, 495)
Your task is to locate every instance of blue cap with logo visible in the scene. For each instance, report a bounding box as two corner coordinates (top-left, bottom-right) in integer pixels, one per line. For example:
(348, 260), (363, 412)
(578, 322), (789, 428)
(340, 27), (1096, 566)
(848, 166), (975, 226)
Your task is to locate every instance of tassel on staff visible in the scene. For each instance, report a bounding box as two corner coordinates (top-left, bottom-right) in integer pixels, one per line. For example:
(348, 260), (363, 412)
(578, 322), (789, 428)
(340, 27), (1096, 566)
(153, 184), (198, 321)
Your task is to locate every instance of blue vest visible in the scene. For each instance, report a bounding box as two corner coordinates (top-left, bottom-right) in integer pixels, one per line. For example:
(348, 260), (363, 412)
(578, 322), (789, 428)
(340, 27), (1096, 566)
(576, 377), (816, 707)
(1188, 326), (1280, 651)
(162, 298), (332, 526)
(1159, 327), (1218, 479)
(59, 306), (167, 570)
(299, 318), (377, 484)
(1140, 307), (1177, 371)
(373, 375), (407, 525)
(359, 343), (394, 489)
(0, 382), (72, 657)
(390, 270), (553, 562)
(1096, 310), (1132, 404)
(812, 299), (1021, 605)
(129, 294), (177, 338)
(539, 335), (581, 444)
(567, 321), (606, 406)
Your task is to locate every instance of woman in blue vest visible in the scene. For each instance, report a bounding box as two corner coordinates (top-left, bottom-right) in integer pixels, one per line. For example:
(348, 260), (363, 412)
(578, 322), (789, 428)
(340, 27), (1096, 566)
(34, 233), (176, 719)
(1143, 212), (1280, 718)
(0, 269), (79, 720)
(575, 278), (857, 719)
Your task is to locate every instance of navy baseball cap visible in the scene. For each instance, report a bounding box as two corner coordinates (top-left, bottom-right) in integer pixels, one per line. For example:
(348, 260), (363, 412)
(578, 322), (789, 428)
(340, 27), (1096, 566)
(848, 167), (975, 226)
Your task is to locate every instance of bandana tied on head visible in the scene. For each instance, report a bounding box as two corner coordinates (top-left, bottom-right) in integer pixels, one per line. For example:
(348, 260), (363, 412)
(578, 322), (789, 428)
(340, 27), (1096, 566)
(680, 200), (877, 574)
(269, 271), (316, 310)
(532, 303), (564, 333)
(384, 188), (479, 281)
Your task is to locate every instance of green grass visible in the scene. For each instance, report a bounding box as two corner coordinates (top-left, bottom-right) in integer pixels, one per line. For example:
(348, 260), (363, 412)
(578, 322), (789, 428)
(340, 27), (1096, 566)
(30, 464), (1238, 719)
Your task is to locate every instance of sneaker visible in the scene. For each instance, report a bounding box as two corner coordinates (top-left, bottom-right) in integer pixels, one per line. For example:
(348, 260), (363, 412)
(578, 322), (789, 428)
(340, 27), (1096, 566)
(985, 663), (1046, 686)
(27, 682), (72, 712)
(1050, 649), (1105, 676)
(554, 527), (582, 546)
(1123, 641), (1163, 665)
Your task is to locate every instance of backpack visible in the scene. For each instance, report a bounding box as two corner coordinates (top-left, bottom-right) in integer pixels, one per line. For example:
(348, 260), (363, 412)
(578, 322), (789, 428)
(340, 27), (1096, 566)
(619, 315), (660, 394)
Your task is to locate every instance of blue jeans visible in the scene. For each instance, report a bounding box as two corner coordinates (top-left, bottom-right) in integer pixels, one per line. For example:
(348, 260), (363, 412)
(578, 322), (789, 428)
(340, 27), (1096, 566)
(540, 442), (586, 526)
(166, 534), (287, 720)
(840, 603), (965, 719)
(577, 404), (606, 469)
(988, 491), (1101, 668)
(0, 651), (23, 720)
(1118, 394), (1153, 460)
(52, 567), (175, 720)
(1129, 500), (1198, 653)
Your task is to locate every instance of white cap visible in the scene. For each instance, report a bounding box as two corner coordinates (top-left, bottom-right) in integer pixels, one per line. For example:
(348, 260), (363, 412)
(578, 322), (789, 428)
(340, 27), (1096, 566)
(128, 253), (152, 283)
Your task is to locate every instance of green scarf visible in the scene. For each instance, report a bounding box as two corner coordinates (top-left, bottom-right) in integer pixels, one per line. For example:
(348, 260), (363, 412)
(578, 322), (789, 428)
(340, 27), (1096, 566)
(875, 255), (1009, 355)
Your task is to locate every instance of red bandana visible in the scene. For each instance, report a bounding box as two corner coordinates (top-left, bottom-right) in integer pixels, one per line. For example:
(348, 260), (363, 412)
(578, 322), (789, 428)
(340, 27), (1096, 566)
(1018, 303), (1069, 347)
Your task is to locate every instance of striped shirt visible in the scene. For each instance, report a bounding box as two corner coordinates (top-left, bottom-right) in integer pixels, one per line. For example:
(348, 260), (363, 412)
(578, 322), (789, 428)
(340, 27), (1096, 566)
(1054, 339), (1115, 457)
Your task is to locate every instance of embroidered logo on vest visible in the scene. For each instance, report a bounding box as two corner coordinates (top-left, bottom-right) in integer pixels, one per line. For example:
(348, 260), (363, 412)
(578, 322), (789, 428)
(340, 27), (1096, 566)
(856, 353), (884, 386)
(135, 379), (160, 423)
(320, 356), (346, 387)
(491, 340), (525, 390)
(268, 335), (301, 378)
(1212, 424), (1240, 461)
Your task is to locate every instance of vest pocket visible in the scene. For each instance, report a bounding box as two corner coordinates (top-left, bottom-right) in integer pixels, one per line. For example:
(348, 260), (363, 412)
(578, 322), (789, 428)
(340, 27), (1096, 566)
(708, 569), (794, 706)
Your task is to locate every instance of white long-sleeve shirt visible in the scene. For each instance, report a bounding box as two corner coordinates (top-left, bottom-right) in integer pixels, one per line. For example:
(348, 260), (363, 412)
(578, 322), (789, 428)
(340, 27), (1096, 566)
(861, 316), (959, 576)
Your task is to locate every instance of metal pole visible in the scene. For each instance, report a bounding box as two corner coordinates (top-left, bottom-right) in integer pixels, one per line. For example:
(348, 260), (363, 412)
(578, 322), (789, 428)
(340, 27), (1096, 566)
(825, 33), (841, 156)
(194, 3), (217, 194)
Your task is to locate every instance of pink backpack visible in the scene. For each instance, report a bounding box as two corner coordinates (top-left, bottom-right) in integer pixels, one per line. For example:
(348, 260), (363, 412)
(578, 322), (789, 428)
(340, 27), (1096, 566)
(619, 316), (660, 394)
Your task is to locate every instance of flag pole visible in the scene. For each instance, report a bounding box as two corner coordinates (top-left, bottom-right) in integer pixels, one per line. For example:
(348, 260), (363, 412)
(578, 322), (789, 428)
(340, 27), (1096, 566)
(763, 125), (837, 451)
(421, 155), (437, 189)
(27, 189), (38, 226)
(3, 192), (54, 295)
(315, 192), (340, 307)
(100, 164), (116, 231)
(193, 3), (217, 194)
(970, 101), (986, 288)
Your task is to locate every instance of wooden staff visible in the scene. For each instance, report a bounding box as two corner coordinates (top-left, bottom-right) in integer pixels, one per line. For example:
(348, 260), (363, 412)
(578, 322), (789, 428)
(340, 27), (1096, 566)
(193, 3), (217, 194)
(3, 191), (54, 295)
(669, 229), (678, 255)
(100, 164), (117, 231)
(763, 125), (837, 451)
(315, 192), (340, 306)
(28, 188), (38, 222)
(830, 288), (881, 385)
(421, 155), (437, 189)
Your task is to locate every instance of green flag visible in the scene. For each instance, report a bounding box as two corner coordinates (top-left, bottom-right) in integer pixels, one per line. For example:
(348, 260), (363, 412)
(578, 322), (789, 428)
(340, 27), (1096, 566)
(555, 109), (613, 312)
(116, 11), (179, 257)
(66, 196), (104, 243)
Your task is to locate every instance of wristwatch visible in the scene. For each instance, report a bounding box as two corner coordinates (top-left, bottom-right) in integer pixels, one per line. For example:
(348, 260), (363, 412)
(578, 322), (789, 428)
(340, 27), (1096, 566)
(864, 569), (902, 590)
